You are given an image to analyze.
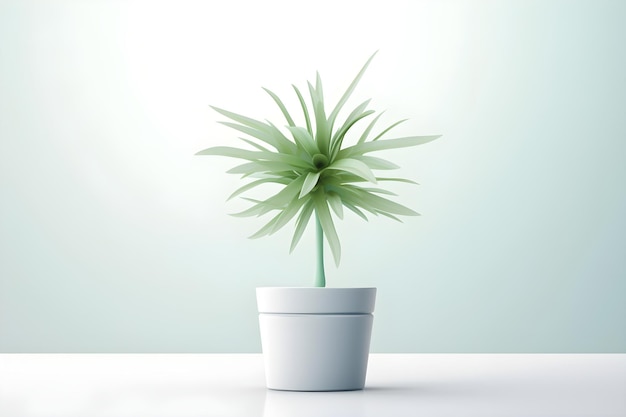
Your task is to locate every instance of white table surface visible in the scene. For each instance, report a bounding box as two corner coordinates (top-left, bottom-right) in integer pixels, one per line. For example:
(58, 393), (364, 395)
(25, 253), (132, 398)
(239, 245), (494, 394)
(1, 354), (624, 417)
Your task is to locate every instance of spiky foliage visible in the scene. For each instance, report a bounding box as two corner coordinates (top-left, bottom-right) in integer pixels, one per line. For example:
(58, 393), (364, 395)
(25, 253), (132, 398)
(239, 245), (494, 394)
(197, 53), (440, 286)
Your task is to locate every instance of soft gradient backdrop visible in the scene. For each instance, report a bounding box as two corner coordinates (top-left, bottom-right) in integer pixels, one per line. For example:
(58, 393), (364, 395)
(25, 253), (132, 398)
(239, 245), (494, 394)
(1, 0), (625, 352)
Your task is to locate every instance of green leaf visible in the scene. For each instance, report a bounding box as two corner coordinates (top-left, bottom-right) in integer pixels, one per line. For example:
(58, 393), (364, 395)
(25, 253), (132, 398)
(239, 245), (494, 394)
(377, 211), (403, 222)
(255, 176), (305, 209)
(231, 175), (306, 217)
(327, 192), (344, 219)
(238, 137), (272, 152)
(313, 191), (341, 266)
(211, 105), (269, 131)
(330, 99), (375, 158)
(332, 99), (371, 143)
(343, 186), (420, 216)
(265, 120), (298, 148)
(308, 80), (330, 154)
(292, 84), (312, 135)
(289, 199), (315, 253)
(196, 146), (311, 169)
(328, 51), (378, 131)
(300, 171), (321, 198)
(226, 161), (298, 176)
(315, 71), (324, 103)
(227, 177), (290, 201)
(263, 87), (296, 127)
(339, 135), (441, 158)
(357, 111), (385, 144)
(325, 158), (377, 183)
(218, 121), (291, 153)
(212, 107), (296, 153)
(352, 155), (400, 170)
(249, 212), (282, 238)
(372, 119), (408, 141)
(247, 196), (314, 238)
(230, 200), (275, 218)
(376, 177), (419, 185)
(270, 194), (310, 234)
(359, 187), (398, 196)
(343, 201), (369, 221)
(287, 126), (320, 157)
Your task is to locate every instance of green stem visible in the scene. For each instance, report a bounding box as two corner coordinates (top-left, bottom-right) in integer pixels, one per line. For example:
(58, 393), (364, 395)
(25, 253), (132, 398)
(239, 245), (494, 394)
(314, 212), (326, 287)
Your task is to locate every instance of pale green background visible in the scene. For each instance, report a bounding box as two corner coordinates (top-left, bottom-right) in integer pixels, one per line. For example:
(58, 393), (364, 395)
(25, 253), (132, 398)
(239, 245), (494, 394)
(1, 0), (624, 353)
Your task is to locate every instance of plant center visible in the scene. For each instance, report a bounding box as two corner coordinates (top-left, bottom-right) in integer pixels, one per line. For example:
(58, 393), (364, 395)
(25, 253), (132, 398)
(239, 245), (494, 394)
(312, 153), (329, 170)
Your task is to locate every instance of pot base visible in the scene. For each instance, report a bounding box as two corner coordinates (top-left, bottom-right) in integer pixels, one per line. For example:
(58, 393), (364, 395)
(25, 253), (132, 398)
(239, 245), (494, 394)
(259, 313), (373, 391)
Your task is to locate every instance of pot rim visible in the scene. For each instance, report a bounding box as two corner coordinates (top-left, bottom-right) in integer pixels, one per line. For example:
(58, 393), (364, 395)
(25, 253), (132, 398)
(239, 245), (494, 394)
(256, 286), (376, 290)
(256, 287), (376, 314)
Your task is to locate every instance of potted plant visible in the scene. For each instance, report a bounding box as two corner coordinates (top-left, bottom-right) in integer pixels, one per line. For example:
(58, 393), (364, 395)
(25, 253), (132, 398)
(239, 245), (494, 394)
(197, 52), (440, 391)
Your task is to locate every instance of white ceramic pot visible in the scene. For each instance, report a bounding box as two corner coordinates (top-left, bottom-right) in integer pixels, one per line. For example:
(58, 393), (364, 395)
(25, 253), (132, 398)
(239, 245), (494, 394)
(256, 287), (376, 391)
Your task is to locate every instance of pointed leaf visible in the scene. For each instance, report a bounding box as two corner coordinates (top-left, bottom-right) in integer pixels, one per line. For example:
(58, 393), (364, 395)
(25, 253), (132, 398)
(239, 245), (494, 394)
(218, 121), (291, 153)
(212, 107), (296, 153)
(377, 177), (419, 185)
(238, 137), (271, 152)
(292, 84), (312, 135)
(226, 161), (299, 176)
(270, 194), (310, 234)
(377, 211), (404, 222)
(308, 80), (330, 154)
(353, 155), (400, 170)
(359, 187), (398, 196)
(327, 192), (344, 219)
(287, 126), (320, 156)
(346, 188), (420, 216)
(330, 99), (375, 157)
(196, 146), (311, 169)
(328, 51), (378, 130)
(227, 177), (290, 201)
(315, 71), (324, 103)
(262, 175), (307, 208)
(264, 120), (298, 152)
(290, 199), (315, 253)
(343, 201), (368, 221)
(332, 99), (371, 144)
(339, 135), (441, 158)
(231, 175), (305, 217)
(372, 119), (408, 141)
(249, 213), (282, 239)
(230, 201), (275, 218)
(211, 105), (269, 131)
(325, 158), (377, 183)
(357, 111), (385, 144)
(300, 171), (321, 198)
(263, 87), (295, 126)
(313, 191), (341, 266)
